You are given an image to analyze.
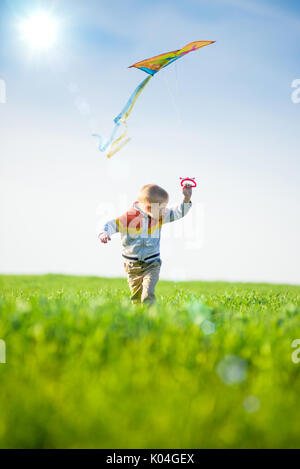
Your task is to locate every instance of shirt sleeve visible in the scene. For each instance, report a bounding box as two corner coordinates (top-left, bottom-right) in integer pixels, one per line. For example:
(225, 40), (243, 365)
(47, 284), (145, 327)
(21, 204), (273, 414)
(163, 201), (192, 224)
(98, 218), (119, 238)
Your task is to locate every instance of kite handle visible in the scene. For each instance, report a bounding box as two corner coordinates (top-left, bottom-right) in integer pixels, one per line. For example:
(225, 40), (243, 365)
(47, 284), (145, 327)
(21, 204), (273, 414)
(180, 177), (197, 188)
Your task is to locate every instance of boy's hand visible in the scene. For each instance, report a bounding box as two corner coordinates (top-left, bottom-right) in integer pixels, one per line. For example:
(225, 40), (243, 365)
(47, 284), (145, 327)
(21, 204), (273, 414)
(99, 233), (111, 244)
(182, 184), (193, 203)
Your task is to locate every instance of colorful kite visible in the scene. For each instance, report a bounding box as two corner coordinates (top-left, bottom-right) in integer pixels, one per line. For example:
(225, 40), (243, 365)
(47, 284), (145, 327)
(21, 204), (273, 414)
(93, 41), (215, 158)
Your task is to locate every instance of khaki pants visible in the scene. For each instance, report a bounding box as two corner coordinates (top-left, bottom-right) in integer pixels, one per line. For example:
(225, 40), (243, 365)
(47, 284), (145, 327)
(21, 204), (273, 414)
(124, 260), (161, 304)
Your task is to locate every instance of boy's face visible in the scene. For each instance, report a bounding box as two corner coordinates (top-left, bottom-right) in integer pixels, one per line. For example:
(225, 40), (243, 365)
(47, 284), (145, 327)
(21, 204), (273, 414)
(142, 199), (168, 219)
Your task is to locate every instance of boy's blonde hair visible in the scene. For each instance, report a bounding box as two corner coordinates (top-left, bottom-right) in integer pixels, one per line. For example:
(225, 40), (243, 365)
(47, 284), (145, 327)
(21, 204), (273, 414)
(138, 184), (169, 204)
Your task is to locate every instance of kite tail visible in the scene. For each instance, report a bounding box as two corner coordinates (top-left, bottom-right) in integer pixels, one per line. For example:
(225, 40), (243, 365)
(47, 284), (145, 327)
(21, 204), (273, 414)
(92, 121), (121, 152)
(106, 119), (131, 159)
(114, 75), (152, 124)
(93, 75), (152, 158)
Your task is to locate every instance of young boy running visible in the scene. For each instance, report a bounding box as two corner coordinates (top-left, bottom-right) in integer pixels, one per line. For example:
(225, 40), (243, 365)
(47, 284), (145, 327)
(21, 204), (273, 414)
(99, 184), (192, 304)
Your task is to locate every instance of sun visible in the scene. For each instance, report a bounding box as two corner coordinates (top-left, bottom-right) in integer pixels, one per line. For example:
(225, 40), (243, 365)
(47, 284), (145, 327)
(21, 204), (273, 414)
(19, 12), (58, 50)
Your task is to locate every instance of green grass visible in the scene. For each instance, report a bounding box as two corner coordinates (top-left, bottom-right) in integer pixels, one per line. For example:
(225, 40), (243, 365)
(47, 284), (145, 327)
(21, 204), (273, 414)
(0, 274), (300, 449)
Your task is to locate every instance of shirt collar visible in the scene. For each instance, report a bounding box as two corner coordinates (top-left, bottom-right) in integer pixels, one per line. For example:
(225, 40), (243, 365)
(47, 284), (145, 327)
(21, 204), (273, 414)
(133, 201), (149, 217)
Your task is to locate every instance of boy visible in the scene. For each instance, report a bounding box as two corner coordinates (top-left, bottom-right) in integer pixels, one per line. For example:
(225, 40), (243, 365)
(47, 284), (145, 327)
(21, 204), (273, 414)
(99, 184), (193, 304)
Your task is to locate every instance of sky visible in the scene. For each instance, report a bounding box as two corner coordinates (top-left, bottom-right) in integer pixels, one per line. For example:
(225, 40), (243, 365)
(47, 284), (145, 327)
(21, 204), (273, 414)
(0, 0), (300, 284)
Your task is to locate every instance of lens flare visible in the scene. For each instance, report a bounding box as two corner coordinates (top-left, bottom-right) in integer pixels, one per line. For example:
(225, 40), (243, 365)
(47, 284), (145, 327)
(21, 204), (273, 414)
(19, 12), (58, 50)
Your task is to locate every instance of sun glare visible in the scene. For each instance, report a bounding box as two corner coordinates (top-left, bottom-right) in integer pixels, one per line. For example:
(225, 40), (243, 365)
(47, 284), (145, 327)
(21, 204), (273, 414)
(19, 12), (58, 50)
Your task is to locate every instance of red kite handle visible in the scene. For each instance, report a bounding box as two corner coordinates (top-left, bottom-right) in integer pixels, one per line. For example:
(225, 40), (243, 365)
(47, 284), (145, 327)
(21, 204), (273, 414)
(180, 177), (197, 188)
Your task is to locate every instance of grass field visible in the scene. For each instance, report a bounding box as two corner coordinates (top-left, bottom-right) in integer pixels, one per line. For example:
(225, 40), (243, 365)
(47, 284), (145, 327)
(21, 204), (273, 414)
(0, 274), (300, 449)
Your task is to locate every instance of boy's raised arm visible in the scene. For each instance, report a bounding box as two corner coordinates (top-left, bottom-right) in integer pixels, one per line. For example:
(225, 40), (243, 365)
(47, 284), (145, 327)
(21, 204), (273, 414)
(163, 200), (192, 224)
(163, 184), (193, 224)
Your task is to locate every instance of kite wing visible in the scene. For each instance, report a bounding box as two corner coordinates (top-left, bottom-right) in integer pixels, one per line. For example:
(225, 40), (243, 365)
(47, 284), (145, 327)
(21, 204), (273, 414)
(128, 41), (215, 75)
(93, 41), (215, 158)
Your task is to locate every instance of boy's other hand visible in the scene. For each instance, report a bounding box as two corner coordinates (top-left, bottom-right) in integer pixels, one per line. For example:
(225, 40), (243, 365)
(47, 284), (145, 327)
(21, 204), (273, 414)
(99, 233), (111, 244)
(182, 184), (193, 203)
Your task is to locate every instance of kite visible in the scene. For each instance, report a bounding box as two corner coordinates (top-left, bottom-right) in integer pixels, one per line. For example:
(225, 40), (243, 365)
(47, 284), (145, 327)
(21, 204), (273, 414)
(93, 41), (215, 158)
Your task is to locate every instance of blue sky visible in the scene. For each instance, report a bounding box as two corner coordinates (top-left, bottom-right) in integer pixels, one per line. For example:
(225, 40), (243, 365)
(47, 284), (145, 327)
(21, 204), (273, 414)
(0, 0), (299, 283)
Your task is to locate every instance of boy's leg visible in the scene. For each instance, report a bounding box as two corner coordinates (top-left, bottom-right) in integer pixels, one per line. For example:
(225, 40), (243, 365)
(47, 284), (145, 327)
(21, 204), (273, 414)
(141, 260), (161, 304)
(124, 263), (143, 304)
